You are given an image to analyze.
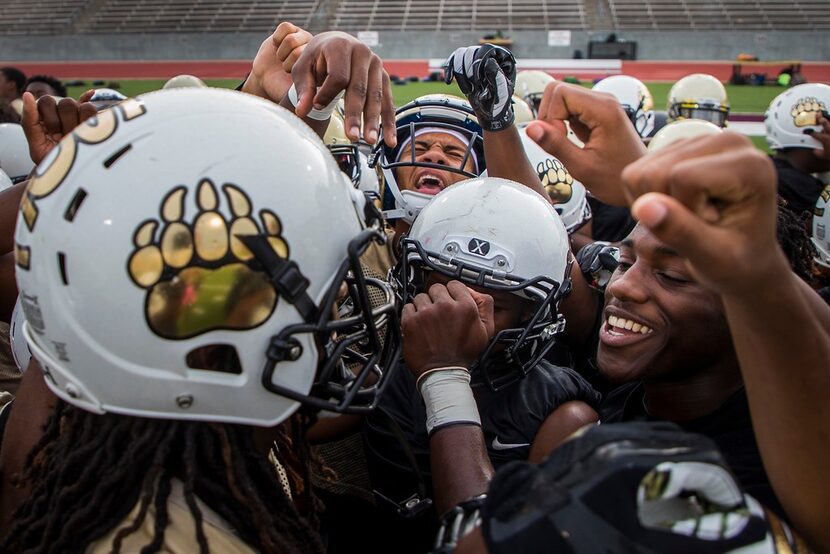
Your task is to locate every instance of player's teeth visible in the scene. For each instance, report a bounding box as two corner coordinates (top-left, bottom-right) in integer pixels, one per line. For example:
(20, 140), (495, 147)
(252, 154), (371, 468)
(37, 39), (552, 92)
(608, 315), (653, 335)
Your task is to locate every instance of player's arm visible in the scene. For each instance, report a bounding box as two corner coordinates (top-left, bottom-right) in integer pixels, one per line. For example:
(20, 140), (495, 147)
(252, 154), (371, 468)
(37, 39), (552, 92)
(0, 183), (25, 323)
(481, 127), (548, 200)
(443, 45), (546, 200)
(430, 425), (494, 516)
(720, 269), (830, 551)
(527, 400), (597, 464)
(622, 131), (830, 552)
(402, 281), (496, 514)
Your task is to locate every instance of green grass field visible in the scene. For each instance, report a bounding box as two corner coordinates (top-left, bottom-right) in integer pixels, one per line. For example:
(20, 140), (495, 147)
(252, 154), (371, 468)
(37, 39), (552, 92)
(65, 78), (777, 152)
(66, 78), (783, 113)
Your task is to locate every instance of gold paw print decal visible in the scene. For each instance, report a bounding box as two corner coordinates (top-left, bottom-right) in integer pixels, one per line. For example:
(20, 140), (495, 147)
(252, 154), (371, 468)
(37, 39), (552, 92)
(537, 158), (574, 204)
(791, 97), (827, 127)
(128, 179), (289, 340)
(816, 184), (830, 217)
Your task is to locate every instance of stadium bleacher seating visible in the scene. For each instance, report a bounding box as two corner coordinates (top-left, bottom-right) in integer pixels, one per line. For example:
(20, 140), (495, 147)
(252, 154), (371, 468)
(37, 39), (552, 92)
(74, 0), (321, 34)
(607, 0), (830, 31)
(1, 0), (92, 35)
(330, 0), (586, 32)
(1, 0), (828, 35)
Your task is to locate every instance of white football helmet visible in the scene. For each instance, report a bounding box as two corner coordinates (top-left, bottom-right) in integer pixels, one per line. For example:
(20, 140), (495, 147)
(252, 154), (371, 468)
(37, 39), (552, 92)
(0, 123), (34, 181)
(371, 94), (485, 223)
(398, 177), (571, 390)
(163, 74), (207, 89)
(813, 184), (830, 269)
(515, 70), (555, 116)
(765, 83), (830, 151)
(90, 88), (127, 111)
(10, 298), (30, 372)
(593, 75), (655, 138)
(667, 74), (730, 127)
(512, 95), (535, 126)
(14, 88), (401, 427)
(324, 109), (361, 187)
(647, 119), (723, 153)
(516, 128), (591, 233)
(0, 168), (12, 191)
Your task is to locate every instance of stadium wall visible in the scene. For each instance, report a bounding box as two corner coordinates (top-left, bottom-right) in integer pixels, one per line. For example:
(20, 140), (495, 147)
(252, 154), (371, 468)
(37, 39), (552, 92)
(2, 30), (829, 63)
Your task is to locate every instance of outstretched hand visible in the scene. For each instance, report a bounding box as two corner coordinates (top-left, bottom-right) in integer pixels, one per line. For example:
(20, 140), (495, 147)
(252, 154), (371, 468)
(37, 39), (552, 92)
(525, 81), (646, 206)
(242, 21), (312, 102)
(291, 31), (396, 146)
(21, 90), (97, 166)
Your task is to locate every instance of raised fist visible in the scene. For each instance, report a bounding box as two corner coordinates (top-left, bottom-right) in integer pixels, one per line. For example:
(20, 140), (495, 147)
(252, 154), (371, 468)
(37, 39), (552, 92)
(443, 44), (517, 132)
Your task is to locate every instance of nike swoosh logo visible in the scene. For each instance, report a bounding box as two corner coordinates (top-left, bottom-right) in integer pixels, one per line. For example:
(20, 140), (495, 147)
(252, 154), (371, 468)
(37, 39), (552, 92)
(491, 436), (531, 450)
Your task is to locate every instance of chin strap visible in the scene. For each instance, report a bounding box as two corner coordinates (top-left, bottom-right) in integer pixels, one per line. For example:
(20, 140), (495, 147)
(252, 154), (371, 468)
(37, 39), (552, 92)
(238, 234), (318, 323)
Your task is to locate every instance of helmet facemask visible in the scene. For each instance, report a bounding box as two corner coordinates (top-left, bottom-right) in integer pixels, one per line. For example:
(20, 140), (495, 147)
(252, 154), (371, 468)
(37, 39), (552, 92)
(371, 97), (486, 223)
(251, 223), (402, 414)
(328, 142), (362, 187)
(395, 237), (571, 391)
(621, 97), (652, 137)
(670, 102), (729, 127)
(525, 93), (544, 117)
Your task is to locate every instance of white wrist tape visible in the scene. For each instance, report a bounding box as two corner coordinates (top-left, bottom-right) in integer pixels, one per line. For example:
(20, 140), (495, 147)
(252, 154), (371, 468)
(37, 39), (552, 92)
(286, 83), (342, 121)
(418, 368), (481, 435)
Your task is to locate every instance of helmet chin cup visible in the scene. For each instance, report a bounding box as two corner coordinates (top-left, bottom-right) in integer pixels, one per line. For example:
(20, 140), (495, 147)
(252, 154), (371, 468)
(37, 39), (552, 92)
(399, 189), (434, 224)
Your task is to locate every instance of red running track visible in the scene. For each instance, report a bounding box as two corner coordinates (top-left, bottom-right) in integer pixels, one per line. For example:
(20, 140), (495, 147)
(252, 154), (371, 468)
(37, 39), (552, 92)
(4, 59), (829, 82)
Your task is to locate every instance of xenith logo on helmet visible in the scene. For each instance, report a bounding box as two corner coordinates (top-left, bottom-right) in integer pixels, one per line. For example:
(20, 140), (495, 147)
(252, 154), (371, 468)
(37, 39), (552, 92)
(468, 238), (491, 256)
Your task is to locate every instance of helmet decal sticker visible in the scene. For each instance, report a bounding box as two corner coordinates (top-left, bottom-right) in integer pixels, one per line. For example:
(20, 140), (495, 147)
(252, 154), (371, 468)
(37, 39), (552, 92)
(127, 179), (289, 340)
(791, 97), (827, 127)
(816, 184), (830, 218)
(20, 99), (147, 232)
(14, 243), (30, 270)
(537, 158), (574, 204)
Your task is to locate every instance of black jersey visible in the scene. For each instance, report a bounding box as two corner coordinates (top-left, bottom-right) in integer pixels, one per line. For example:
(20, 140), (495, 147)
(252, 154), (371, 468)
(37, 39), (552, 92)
(587, 196), (636, 243)
(363, 359), (600, 506)
(772, 156), (825, 215)
(600, 383), (785, 519)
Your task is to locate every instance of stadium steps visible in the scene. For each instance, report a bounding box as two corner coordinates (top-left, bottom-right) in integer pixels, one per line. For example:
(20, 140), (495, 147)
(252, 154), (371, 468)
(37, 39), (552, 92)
(70, 0), (118, 34)
(583, 0), (615, 32)
(331, 0), (587, 31)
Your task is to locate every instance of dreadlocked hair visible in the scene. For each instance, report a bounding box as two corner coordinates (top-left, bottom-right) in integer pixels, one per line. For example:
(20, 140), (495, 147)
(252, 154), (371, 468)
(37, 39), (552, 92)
(776, 197), (819, 286)
(0, 400), (325, 554)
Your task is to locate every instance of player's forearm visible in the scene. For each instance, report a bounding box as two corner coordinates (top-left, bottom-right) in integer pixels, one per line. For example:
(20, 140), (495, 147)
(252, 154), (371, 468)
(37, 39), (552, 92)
(278, 95), (330, 138)
(0, 181), (26, 255)
(430, 425), (494, 515)
(483, 126), (548, 201)
(722, 267), (830, 551)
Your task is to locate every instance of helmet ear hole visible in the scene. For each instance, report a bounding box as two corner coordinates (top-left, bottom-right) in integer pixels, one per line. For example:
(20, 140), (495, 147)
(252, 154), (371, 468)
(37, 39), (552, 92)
(186, 344), (242, 374)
